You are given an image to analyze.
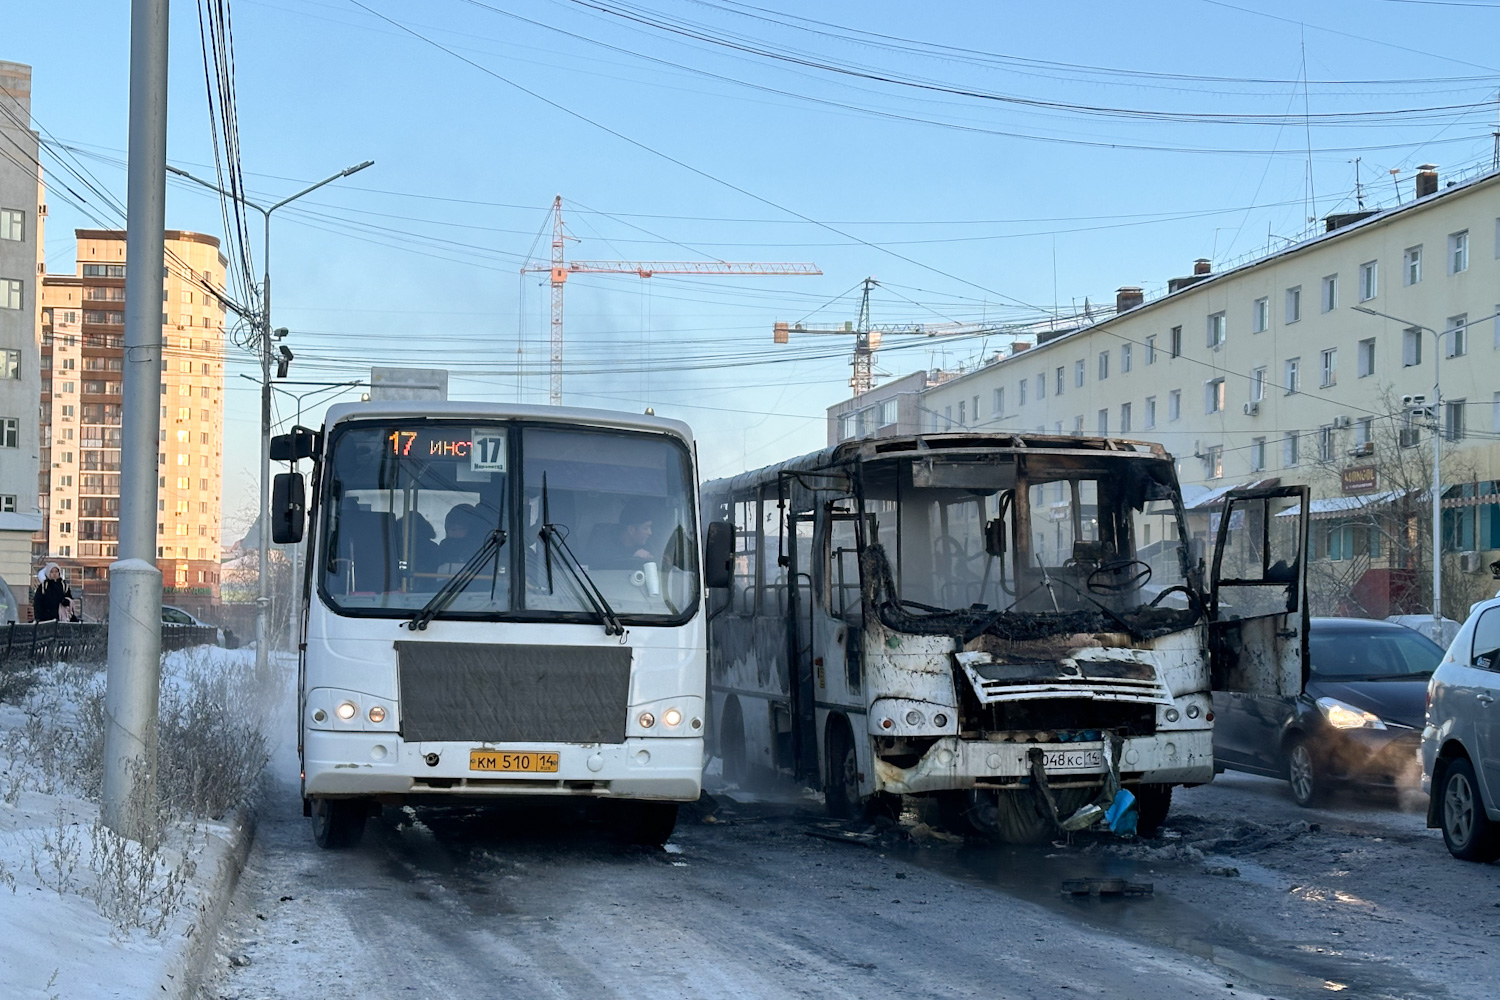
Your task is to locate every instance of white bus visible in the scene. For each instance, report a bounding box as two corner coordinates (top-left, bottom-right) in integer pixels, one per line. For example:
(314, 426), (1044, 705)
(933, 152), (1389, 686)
(271, 401), (730, 848)
(703, 432), (1307, 842)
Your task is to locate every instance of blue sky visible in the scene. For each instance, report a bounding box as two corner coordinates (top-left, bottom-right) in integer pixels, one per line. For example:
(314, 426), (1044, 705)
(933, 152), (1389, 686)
(9, 0), (1500, 526)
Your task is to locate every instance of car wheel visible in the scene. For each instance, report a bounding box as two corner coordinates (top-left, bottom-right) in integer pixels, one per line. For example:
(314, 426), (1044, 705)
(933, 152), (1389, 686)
(1287, 738), (1327, 808)
(1439, 758), (1500, 862)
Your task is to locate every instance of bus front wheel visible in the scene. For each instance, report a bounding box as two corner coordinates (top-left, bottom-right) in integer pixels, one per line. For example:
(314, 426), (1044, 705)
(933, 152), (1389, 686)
(311, 797), (368, 850)
(613, 801), (679, 847)
(825, 717), (862, 819)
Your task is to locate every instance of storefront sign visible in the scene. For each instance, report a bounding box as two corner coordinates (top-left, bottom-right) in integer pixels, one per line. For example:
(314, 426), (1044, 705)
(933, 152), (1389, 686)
(1341, 466), (1379, 495)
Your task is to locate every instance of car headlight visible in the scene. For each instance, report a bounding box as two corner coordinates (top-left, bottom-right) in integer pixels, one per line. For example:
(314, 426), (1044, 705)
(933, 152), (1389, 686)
(1316, 696), (1386, 730)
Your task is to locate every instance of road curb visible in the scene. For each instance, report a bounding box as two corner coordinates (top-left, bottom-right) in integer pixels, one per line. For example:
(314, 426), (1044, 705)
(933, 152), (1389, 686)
(164, 803), (258, 999)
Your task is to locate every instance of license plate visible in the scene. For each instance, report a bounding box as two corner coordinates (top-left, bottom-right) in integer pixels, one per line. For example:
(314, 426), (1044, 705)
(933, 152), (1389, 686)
(469, 750), (560, 773)
(1043, 749), (1103, 772)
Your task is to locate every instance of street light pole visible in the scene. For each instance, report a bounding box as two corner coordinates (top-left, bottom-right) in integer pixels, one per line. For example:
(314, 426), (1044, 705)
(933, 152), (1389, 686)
(167, 160), (372, 677)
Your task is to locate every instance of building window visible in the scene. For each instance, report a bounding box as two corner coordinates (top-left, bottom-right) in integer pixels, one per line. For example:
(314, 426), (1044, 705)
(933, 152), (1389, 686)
(1251, 437), (1266, 472)
(1286, 286), (1301, 324)
(1321, 274), (1338, 313)
(1446, 399), (1466, 441)
(1451, 230), (1469, 274)
(957, 400), (966, 425)
(1121, 344), (1132, 372)
(1356, 417), (1373, 448)
(879, 398), (897, 426)
(0, 495), (13, 512)
(1035, 374), (1045, 400)
(1055, 366), (1065, 395)
(1098, 351), (1109, 380)
(0, 417), (16, 448)
(1168, 389), (1181, 422)
(1446, 314), (1468, 358)
(1284, 357), (1300, 394)
(1097, 409), (1108, 435)
(1252, 366), (1267, 401)
(1169, 325), (1182, 358)
(0, 349), (17, 379)
(1145, 396), (1157, 429)
(1252, 297), (1268, 333)
(1074, 359), (1085, 387)
(1204, 445), (1223, 480)
(1207, 312), (1226, 349)
(1320, 348), (1337, 387)
(1018, 379), (1027, 406)
(1358, 261), (1378, 301)
(1358, 338), (1376, 377)
(0, 209), (21, 241)
(993, 387), (1005, 414)
(0, 278), (21, 310)
(1120, 402), (1132, 433)
(1403, 245), (1422, 286)
(1318, 425), (1334, 462)
(1284, 431), (1299, 466)
(1403, 327), (1423, 367)
(1205, 377), (1225, 413)
(1145, 335), (1157, 364)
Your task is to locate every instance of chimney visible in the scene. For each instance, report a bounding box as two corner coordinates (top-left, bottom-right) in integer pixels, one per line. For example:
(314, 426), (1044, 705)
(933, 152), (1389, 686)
(1115, 286), (1144, 313)
(1193, 258), (1211, 276)
(1168, 260), (1214, 294)
(1416, 164), (1438, 198)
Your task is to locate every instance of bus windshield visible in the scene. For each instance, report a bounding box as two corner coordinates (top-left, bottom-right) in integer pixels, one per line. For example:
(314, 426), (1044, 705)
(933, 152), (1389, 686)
(319, 421), (699, 622)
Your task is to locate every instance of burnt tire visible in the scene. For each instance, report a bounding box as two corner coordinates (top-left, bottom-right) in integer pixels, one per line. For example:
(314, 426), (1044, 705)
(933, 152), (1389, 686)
(311, 797), (367, 850)
(1133, 783), (1173, 837)
(825, 717), (862, 819)
(1286, 737), (1328, 808)
(719, 698), (748, 788)
(612, 801), (680, 848)
(1439, 758), (1500, 862)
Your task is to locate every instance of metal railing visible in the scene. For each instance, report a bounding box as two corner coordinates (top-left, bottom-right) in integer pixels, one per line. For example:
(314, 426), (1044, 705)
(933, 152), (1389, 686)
(0, 621), (220, 669)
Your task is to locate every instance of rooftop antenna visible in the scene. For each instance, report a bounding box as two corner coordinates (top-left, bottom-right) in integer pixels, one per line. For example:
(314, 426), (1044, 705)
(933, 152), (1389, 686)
(1350, 156), (1364, 209)
(1301, 30), (1316, 235)
(1389, 168), (1402, 205)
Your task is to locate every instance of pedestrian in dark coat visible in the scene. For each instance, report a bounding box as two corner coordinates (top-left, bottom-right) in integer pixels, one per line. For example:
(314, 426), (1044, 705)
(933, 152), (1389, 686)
(32, 562), (74, 622)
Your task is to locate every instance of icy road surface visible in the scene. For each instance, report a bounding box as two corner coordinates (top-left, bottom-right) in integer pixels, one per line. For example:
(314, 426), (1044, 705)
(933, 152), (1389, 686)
(201, 761), (1494, 999)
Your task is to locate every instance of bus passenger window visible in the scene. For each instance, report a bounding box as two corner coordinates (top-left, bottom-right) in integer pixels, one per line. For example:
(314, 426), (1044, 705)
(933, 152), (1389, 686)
(731, 498), (758, 616)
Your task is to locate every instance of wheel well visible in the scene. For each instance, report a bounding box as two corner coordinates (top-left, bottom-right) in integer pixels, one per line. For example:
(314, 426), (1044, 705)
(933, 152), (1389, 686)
(1438, 739), (1472, 763)
(1278, 727), (1307, 757)
(823, 711), (852, 786)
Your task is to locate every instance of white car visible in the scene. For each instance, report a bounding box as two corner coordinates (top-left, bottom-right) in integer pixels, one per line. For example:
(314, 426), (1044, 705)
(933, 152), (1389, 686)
(1421, 596), (1500, 860)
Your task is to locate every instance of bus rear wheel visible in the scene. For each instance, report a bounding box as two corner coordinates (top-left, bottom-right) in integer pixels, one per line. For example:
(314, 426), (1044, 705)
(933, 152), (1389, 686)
(310, 797), (368, 849)
(612, 801), (679, 847)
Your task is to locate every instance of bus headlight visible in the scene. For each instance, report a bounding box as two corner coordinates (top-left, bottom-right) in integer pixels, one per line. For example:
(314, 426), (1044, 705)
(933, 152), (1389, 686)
(639, 712), (656, 729)
(336, 701), (357, 721)
(663, 708), (683, 727)
(905, 709), (925, 726)
(368, 705), (387, 724)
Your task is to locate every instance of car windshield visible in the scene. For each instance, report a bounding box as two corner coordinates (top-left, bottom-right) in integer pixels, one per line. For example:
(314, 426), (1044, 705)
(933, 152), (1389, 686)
(1310, 625), (1444, 679)
(319, 420), (699, 621)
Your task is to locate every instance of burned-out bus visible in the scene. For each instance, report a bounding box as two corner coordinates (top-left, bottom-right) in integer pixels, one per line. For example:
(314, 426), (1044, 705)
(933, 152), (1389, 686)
(702, 432), (1308, 841)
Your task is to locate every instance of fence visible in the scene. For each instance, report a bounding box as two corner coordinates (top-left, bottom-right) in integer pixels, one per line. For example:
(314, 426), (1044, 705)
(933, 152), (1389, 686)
(0, 621), (220, 669)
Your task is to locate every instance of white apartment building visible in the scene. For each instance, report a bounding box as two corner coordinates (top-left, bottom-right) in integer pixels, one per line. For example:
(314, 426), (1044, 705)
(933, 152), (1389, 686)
(0, 62), (44, 600)
(833, 164), (1500, 618)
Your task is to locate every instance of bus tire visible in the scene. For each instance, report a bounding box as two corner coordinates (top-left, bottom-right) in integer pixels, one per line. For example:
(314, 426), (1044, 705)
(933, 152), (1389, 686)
(825, 716), (861, 819)
(311, 797), (367, 850)
(1134, 783), (1173, 837)
(614, 801), (679, 847)
(719, 698), (748, 788)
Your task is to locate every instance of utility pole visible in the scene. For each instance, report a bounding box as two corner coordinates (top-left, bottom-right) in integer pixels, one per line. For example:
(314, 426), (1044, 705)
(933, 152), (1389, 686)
(103, 0), (169, 842)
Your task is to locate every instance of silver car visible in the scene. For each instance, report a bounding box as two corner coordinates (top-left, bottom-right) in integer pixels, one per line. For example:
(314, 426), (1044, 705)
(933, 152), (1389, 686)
(1422, 597), (1500, 861)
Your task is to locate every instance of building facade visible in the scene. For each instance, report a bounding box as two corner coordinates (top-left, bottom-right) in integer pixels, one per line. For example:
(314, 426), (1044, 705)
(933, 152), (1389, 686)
(833, 165), (1500, 618)
(38, 230), (228, 615)
(0, 62), (45, 600)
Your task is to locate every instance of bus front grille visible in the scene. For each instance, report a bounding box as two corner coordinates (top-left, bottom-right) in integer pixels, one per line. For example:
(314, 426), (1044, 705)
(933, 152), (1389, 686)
(395, 641), (631, 744)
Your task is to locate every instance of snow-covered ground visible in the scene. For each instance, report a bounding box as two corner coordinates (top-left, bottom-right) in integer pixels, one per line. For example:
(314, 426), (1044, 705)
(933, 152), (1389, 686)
(0, 646), (277, 999)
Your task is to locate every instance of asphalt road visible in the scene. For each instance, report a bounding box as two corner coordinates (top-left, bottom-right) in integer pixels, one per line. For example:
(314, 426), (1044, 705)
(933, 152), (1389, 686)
(197, 748), (1497, 1000)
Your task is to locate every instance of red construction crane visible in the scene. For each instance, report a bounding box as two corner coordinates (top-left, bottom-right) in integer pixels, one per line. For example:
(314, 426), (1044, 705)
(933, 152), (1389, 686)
(774, 277), (1020, 396)
(522, 196), (821, 405)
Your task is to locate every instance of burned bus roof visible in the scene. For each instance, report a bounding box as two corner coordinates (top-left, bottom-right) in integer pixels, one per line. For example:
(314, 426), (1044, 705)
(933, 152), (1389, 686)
(704, 432), (1173, 496)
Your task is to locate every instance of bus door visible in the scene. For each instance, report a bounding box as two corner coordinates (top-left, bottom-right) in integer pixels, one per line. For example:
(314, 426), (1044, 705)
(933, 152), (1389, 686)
(784, 507), (818, 781)
(1209, 485), (1310, 761)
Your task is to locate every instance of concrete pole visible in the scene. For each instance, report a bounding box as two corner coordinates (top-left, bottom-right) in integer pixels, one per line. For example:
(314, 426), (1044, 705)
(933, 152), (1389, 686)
(1432, 338), (1443, 627)
(103, 0), (168, 841)
(255, 227), (271, 679)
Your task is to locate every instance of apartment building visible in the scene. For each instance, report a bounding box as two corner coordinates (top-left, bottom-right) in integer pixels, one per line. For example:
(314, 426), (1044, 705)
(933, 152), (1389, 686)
(38, 230), (228, 615)
(833, 165), (1500, 618)
(0, 62), (44, 599)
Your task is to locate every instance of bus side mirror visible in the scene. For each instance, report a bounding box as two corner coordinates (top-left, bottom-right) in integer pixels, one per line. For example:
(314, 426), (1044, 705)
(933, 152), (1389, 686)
(271, 472), (306, 545)
(270, 426), (317, 462)
(704, 521), (734, 589)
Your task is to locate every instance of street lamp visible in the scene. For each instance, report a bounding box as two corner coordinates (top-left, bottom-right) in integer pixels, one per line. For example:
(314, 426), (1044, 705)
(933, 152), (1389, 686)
(168, 159), (373, 677)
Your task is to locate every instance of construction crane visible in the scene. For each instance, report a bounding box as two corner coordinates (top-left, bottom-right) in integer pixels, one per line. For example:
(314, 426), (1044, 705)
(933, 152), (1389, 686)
(521, 196), (822, 405)
(774, 277), (1020, 396)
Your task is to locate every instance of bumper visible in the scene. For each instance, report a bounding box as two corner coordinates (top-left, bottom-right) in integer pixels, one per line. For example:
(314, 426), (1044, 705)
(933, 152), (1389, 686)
(303, 730), (704, 802)
(1317, 727), (1421, 788)
(871, 730), (1214, 794)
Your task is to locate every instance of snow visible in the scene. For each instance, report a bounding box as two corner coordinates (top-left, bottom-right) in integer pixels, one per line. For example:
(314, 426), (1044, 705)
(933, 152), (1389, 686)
(0, 645), (261, 999)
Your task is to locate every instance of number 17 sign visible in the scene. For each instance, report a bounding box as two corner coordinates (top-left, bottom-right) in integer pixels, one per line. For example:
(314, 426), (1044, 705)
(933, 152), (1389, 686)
(471, 430), (506, 472)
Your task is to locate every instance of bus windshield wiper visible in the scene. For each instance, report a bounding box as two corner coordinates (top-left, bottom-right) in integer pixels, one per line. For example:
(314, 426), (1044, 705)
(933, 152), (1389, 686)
(539, 523), (625, 637)
(406, 528), (507, 631)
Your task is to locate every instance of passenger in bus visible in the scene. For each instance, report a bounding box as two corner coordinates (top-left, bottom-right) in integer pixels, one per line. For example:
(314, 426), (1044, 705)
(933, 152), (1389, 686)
(585, 498), (658, 569)
(400, 511), (440, 574)
(435, 503), (487, 569)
